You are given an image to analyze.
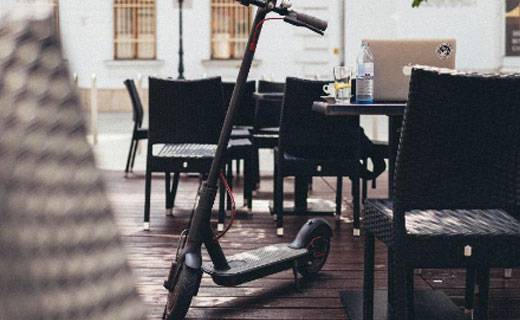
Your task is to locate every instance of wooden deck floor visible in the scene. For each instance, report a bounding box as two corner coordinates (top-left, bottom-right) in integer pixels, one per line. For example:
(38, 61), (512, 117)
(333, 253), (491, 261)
(105, 170), (520, 320)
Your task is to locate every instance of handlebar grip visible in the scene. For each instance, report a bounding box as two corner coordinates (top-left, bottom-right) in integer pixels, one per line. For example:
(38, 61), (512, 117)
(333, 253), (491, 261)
(293, 12), (328, 32)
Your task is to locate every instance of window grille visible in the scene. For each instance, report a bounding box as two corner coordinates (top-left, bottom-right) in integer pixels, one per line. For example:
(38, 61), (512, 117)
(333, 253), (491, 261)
(211, 0), (252, 59)
(114, 0), (156, 60)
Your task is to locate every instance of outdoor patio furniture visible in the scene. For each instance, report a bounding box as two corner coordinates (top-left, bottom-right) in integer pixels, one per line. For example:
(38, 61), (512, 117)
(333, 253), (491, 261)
(124, 79), (148, 176)
(253, 80), (285, 146)
(222, 81), (256, 210)
(0, 12), (146, 320)
(223, 80), (256, 133)
(252, 80), (285, 188)
(273, 77), (364, 237)
(363, 67), (520, 320)
(145, 77), (225, 230)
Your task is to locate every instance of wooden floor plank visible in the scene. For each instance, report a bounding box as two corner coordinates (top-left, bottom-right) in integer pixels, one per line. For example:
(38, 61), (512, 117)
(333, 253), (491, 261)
(105, 170), (520, 319)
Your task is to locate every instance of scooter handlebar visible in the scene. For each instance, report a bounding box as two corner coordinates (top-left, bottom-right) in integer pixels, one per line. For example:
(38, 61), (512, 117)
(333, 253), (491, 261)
(282, 10), (328, 35)
(290, 11), (328, 32)
(236, 0), (328, 35)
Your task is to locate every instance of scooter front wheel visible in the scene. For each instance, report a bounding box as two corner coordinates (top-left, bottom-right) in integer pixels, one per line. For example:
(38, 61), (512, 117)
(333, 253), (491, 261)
(297, 227), (331, 278)
(164, 264), (202, 320)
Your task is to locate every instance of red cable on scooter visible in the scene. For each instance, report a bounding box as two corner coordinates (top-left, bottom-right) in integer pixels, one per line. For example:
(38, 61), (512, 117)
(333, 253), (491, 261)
(215, 172), (237, 239)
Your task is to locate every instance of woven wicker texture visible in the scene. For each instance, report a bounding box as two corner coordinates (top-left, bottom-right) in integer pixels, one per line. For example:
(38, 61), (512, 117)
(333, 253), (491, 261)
(365, 199), (520, 245)
(0, 11), (146, 320)
(364, 67), (520, 243)
(395, 67), (520, 214)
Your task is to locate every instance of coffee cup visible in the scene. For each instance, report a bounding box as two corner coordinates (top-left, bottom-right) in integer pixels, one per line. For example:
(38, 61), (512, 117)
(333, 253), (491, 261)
(323, 83), (336, 97)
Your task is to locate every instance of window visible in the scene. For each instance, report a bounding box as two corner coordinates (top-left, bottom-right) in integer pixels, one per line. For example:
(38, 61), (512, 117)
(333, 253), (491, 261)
(211, 0), (252, 59)
(114, 0), (156, 60)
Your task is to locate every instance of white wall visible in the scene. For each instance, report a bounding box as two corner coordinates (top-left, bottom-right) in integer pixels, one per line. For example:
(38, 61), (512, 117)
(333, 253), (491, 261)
(345, 0), (504, 71)
(58, 0), (341, 89)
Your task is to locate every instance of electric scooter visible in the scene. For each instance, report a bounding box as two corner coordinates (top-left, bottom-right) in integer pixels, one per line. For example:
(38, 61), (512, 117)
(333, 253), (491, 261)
(162, 1), (331, 319)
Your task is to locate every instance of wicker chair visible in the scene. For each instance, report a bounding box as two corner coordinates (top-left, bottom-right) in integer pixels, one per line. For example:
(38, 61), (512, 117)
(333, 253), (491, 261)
(274, 77), (375, 237)
(363, 67), (520, 320)
(0, 11), (146, 320)
(221, 81), (256, 215)
(123, 79), (148, 176)
(252, 80), (286, 188)
(145, 77), (224, 230)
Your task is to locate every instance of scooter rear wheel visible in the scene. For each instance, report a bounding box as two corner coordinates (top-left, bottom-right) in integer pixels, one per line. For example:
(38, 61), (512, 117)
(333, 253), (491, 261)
(297, 228), (331, 278)
(164, 264), (202, 320)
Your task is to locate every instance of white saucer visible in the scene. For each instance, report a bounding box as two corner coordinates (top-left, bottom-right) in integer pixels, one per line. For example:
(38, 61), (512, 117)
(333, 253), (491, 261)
(320, 95), (336, 104)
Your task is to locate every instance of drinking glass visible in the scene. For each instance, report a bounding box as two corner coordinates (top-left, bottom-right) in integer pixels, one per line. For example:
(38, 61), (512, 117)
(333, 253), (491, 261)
(333, 66), (352, 101)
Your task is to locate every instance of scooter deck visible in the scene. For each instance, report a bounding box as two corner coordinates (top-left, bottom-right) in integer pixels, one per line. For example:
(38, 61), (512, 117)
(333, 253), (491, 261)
(202, 243), (309, 286)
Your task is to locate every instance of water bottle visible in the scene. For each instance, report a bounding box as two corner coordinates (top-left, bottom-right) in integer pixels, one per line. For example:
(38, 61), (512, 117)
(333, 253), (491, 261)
(356, 41), (375, 103)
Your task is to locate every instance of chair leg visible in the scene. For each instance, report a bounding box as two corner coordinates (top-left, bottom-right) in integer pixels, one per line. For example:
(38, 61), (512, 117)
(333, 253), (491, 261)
(406, 267), (415, 320)
(391, 252), (408, 320)
(294, 176), (308, 212)
(236, 159), (241, 177)
(253, 147), (260, 190)
(351, 176), (361, 237)
(465, 266), (477, 319)
(477, 266), (490, 320)
(363, 232), (375, 320)
(124, 138), (136, 176)
(169, 172), (180, 208)
(388, 248), (395, 319)
(335, 176), (343, 222)
(218, 175), (226, 232)
(165, 172), (173, 216)
(362, 158), (368, 203)
(130, 139), (140, 172)
(244, 152), (253, 212)
(144, 166), (152, 231)
(274, 165), (284, 237)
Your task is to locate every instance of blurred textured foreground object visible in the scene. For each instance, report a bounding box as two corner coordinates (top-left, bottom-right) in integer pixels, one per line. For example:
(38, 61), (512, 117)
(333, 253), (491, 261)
(0, 8), (146, 320)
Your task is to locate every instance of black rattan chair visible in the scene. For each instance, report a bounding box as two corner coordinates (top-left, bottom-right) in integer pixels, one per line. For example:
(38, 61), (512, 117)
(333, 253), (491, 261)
(273, 77), (379, 237)
(0, 12), (146, 320)
(145, 77), (225, 230)
(124, 79), (148, 176)
(251, 80), (285, 189)
(223, 80), (256, 132)
(253, 80), (285, 147)
(363, 67), (520, 320)
(221, 81), (256, 216)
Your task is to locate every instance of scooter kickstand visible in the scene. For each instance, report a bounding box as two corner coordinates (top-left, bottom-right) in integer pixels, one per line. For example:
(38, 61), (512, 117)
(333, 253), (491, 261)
(292, 262), (301, 292)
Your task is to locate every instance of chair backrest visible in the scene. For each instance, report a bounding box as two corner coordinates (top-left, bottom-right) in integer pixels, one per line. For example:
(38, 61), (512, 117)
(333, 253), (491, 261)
(222, 80), (256, 127)
(0, 11), (146, 320)
(395, 67), (520, 214)
(124, 79), (145, 127)
(148, 77), (225, 145)
(279, 77), (361, 158)
(254, 80), (286, 130)
(258, 80), (285, 93)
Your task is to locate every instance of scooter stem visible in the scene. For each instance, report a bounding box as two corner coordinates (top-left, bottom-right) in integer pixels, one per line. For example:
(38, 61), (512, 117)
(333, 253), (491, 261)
(185, 6), (270, 270)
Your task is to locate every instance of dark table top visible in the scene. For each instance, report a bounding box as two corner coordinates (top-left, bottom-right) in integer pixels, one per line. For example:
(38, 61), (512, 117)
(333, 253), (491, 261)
(312, 100), (406, 116)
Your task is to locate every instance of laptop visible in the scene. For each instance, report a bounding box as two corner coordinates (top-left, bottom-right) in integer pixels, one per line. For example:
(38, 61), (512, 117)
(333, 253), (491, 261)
(364, 39), (457, 102)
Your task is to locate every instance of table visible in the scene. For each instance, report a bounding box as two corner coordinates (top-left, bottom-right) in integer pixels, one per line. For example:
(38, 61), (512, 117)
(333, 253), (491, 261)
(312, 101), (406, 198)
